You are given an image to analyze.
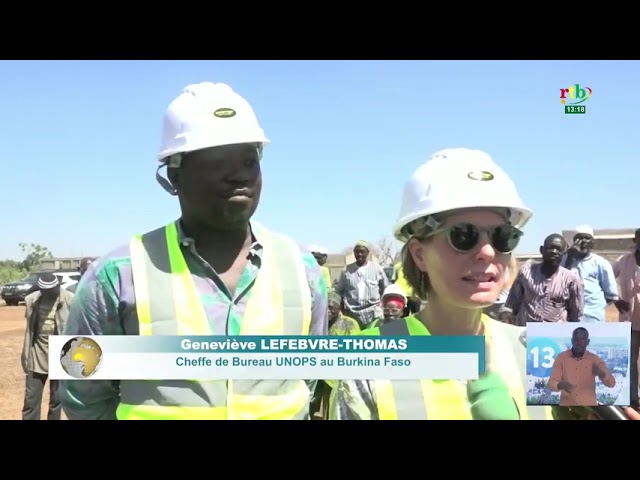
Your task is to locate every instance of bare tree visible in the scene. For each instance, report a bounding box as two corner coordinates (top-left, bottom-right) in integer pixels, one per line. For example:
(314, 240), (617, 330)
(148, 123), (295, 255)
(372, 237), (400, 266)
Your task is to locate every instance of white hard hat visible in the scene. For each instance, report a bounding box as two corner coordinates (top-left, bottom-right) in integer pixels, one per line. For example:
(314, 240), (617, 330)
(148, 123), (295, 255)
(393, 148), (533, 243)
(574, 224), (594, 237)
(382, 284), (407, 303)
(157, 82), (269, 161)
(309, 245), (328, 255)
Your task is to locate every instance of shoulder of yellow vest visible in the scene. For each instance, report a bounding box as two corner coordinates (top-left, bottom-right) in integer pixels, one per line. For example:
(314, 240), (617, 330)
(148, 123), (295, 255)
(488, 317), (526, 348)
(360, 325), (381, 335)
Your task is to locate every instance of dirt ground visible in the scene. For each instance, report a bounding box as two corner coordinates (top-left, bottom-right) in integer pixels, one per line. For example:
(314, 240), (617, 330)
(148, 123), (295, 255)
(0, 301), (623, 421)
(0, 302), (64, 420)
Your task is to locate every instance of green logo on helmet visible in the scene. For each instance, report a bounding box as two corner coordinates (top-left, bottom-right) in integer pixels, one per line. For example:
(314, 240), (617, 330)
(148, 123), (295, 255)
(467, 171), (494, 181)
(214, 108), (236, 118)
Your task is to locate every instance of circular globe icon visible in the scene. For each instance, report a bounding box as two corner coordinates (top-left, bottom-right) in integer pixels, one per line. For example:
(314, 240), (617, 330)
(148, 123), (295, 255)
(60, 336), (103, 379)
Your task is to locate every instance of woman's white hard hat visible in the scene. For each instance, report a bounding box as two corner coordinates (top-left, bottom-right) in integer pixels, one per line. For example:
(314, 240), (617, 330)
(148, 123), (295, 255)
(393, 148), (533, 243)
(157, 82), (269, 161)
(382, 284), (407, 303)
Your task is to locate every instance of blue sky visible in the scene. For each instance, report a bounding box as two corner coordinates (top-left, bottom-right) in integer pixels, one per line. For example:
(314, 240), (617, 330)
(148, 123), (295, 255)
(0, 60), (637, 261)
(528, 320), (631, 341)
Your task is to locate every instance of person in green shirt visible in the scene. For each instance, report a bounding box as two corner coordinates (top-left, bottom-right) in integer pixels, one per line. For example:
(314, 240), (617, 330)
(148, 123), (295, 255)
(327, 293), (360, 335)
(311, 293), (359, 418)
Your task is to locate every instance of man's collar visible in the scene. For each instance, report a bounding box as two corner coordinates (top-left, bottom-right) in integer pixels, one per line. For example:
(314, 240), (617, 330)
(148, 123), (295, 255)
(174, 220), (262, 252)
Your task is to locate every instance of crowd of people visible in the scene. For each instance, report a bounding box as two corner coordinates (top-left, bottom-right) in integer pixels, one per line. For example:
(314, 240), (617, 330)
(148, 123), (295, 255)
(308, 227), (640, 418)
(17, 81), (640, 420)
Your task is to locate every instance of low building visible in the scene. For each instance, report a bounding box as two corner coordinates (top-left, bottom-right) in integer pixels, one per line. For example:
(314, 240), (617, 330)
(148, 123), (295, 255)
(516, 228), (636, 268)
(515, 253), (541, 267)
(38, 257), (88, 271)
(562, 228), (635, 263)
(324, 253), (381, 283)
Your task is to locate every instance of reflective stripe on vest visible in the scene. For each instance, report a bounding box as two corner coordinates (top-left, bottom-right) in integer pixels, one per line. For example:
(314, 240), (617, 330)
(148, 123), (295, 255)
(490, 320), (552, 420)
(367, 317), (553, 420)
(117, 222), (313, 420)
(392, 264), (414, 298)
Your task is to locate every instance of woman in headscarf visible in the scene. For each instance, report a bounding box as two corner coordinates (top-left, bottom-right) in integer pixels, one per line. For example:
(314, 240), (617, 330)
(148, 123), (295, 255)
(327, 293), (360, 336)
(329, 148), (640, 421)
(311, 293), (361, 418)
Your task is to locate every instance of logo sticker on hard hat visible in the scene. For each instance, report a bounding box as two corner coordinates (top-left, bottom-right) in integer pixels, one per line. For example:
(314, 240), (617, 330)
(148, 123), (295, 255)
(467, 171), (494, 181)
(214, 108), (236, 118)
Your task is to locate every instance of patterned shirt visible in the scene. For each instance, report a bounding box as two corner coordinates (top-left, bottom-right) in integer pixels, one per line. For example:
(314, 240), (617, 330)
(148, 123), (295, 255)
(336, 261), (389, 326)
(60, 220), (328, 420)
(613, 253), (640, 331)
(505, 263), (584, 326)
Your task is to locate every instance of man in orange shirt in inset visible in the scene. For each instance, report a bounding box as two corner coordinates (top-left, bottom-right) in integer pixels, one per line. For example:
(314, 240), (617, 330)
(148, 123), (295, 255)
(547, 327), (616, 406)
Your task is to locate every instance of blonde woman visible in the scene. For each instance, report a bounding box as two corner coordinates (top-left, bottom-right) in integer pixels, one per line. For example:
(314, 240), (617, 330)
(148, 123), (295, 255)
(329, 148), (640, 421)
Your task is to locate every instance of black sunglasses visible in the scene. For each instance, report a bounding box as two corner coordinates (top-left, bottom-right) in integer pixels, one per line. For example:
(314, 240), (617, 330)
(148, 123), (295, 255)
(430, 222), (523, 254)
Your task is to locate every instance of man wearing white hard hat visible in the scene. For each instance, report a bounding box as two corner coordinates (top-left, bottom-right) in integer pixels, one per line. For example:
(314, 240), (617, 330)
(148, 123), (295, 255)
(562, 224), (629, 323)
(61, 82), (328, 420)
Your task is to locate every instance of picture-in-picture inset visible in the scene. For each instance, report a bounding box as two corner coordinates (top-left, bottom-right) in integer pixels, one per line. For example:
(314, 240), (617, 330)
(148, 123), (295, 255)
(526, 322), (631, 407)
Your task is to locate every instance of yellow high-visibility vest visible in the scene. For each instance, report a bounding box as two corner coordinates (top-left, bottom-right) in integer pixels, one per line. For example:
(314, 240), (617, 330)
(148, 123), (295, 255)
(320, 266), (333, 293)
(392, 263), (414, 298)
(362, 315), (553, 420)
(116, 222), (312, 420)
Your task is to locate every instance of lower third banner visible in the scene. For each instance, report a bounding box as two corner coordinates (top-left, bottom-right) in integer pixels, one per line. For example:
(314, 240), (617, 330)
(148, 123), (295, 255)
(48, 335), (485, 381)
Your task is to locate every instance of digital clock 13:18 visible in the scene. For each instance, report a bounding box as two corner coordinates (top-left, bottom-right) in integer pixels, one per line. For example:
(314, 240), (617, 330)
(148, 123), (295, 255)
(564, 105), (586, 114)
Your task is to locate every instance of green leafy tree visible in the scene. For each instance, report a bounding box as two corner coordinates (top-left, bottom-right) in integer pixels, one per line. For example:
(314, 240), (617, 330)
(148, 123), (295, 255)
(0, 243), (54, 286)
(18, 243), (53, 271)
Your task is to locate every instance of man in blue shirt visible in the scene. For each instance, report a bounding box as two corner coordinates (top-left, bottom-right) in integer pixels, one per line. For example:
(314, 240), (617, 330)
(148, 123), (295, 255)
(562, 224), (630, 322)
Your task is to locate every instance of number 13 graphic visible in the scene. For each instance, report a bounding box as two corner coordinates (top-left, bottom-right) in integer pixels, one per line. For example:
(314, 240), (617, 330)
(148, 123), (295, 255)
(531, 346), (555, 368)
(527, 337), (561, 378)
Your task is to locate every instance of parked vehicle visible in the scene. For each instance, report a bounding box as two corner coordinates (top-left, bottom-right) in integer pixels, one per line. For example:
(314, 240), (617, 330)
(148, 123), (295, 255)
(1, 270), (81, 306)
